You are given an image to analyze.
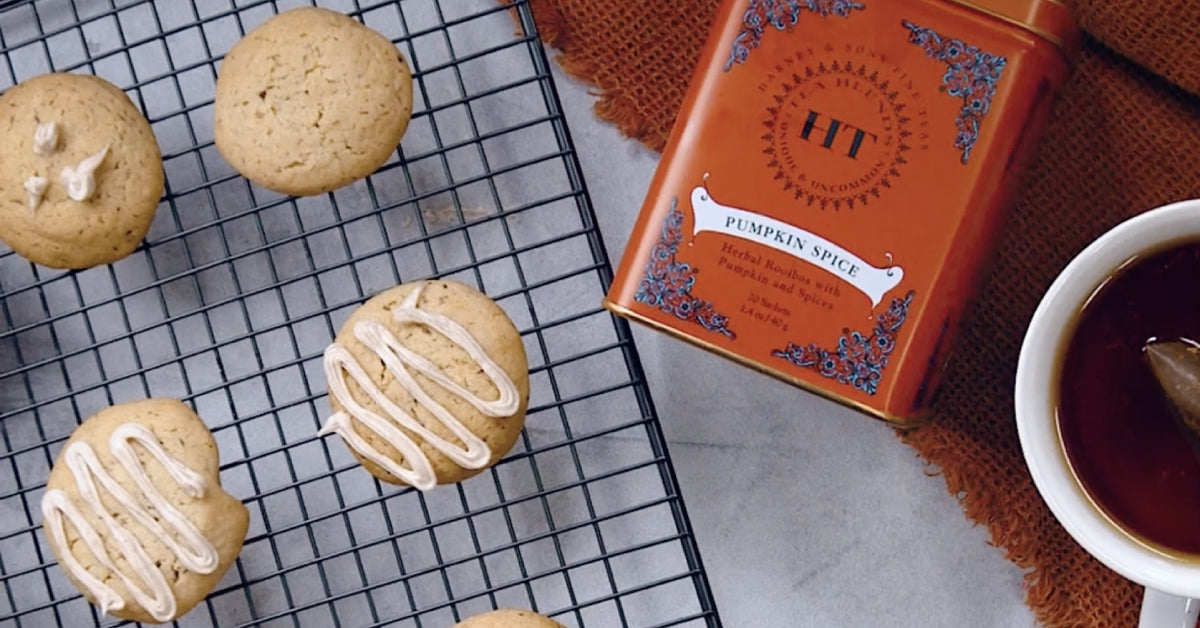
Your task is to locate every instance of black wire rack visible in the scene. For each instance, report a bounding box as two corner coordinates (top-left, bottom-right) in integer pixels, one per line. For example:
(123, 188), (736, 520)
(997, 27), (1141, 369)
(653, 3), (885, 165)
(0, 1), (722, 626)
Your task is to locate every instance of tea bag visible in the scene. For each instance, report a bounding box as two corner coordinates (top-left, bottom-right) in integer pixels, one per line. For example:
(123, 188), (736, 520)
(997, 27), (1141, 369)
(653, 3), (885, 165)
(1144, 340), (1200, 445)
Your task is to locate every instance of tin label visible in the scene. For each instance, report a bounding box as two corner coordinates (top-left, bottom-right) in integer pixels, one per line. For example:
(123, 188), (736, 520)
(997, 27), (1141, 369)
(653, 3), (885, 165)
(692, 184), (904, 307)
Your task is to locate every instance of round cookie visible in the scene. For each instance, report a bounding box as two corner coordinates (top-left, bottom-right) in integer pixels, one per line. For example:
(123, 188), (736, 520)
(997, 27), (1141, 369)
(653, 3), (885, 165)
(0, 73), (164, 269)
(213, 7), (414, 196)
(453, 609), (566, 628)
(321, 279), (530, 491)
(40, 399), (248, 624)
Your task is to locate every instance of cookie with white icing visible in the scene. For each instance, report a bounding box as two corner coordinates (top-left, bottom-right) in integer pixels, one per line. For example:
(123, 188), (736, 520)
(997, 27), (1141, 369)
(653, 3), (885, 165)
(0, 72), (164, 269)
(41, 399), (248, 624)
(213, 7), (413, 196)
(453, 609), (567, 628)
(321, 279), (530, 490)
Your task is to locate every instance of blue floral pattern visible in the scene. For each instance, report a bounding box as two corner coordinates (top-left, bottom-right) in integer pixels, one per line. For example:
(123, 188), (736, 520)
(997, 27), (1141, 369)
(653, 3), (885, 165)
(901, 20), (1006, 164)
(771, 291), (914, 395)
(634, 199), (736, 338)
(725, 0), (865, 71)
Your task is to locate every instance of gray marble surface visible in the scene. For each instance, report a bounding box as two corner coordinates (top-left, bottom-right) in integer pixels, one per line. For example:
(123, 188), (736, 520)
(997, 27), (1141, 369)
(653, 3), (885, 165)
(545, 59), (1040, 628)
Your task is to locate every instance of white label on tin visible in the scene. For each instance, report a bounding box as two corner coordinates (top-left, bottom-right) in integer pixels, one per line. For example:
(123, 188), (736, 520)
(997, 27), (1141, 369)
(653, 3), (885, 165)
(689, 185), (904, 308)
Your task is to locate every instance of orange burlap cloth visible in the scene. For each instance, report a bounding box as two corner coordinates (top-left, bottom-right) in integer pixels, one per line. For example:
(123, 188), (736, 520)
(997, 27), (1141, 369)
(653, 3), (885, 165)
(523, 0), (1200, 625)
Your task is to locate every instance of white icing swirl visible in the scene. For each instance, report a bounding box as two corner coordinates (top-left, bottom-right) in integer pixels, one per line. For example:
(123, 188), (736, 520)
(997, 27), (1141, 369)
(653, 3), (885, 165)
(40, 423), (218, 622)
(23, 175), (47, 212)
(320, 285), (521, 491)
(33, 120), (58, 157)
(60, 145), (109, 202)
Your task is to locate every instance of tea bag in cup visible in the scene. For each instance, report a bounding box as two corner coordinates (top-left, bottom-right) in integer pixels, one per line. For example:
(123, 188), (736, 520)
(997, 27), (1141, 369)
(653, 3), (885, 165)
(1144, 339), (1200, 448)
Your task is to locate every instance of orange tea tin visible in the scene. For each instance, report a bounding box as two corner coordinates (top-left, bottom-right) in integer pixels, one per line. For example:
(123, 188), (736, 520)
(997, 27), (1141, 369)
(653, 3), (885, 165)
(604, 0), (1079, 424)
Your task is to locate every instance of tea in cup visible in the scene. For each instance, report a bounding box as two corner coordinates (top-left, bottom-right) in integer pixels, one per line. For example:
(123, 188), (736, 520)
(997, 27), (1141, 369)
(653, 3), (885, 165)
(1017, 199), (1200, 626)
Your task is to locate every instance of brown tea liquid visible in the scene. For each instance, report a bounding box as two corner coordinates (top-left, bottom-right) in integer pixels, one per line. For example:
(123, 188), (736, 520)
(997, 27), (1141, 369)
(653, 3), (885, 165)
(1057, 241), (1200, 556)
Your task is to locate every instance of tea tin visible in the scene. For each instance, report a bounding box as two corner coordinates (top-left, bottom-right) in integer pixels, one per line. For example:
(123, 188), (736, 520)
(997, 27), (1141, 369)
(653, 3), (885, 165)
(604, 0), (1080, 424)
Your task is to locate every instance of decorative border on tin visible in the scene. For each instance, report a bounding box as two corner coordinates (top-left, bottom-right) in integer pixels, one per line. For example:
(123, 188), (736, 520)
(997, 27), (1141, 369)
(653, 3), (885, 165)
(771, 290), (915, 395)
(725, 0), (865, 71)
(634, 198), (736, 338)
(901, 20), (1006, 164)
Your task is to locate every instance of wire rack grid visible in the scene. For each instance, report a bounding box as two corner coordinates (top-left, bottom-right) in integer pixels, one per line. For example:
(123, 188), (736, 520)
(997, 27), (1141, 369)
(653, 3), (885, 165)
(0, 1), (721, 626)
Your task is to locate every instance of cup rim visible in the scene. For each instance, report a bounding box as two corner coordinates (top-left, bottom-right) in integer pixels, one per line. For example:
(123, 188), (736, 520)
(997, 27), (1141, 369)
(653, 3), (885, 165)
(1015, 198), (1200, 598)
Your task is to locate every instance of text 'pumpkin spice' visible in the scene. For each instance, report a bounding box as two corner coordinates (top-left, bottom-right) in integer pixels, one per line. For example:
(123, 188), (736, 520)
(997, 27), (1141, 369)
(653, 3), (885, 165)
(604, 0), (1080, 424)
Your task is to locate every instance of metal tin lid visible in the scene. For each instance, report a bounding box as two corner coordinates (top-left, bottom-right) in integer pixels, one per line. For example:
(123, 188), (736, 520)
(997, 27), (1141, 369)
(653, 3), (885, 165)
(949, 0), (1082, 63)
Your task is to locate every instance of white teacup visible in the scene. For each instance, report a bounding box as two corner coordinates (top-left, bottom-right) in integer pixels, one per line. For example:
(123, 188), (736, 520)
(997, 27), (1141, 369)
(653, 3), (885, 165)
(1016, 198), (1200, 627)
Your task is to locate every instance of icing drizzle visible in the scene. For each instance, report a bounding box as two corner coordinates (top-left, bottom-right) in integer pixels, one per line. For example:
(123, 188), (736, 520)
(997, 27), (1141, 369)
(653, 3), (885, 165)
(33, 120), (59, 157)
(41, 423), (218, 622)
(60, 144), (109, 202)
(320, 284), (521, 491)
(23, 175), (47, 212)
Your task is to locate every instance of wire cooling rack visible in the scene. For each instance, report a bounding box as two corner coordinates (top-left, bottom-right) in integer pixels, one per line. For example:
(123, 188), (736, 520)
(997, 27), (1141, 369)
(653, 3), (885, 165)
(0, 1), (721, 626)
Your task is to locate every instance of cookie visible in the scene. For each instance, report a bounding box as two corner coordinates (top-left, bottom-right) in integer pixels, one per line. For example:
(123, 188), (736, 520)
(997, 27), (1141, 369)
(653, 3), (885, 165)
(0, 73), (164, 269)
(213, 7), (414, 196)
(40, 399), (248, 624)
(321, 279), (530, 491)
(453, 609), (566, 628)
